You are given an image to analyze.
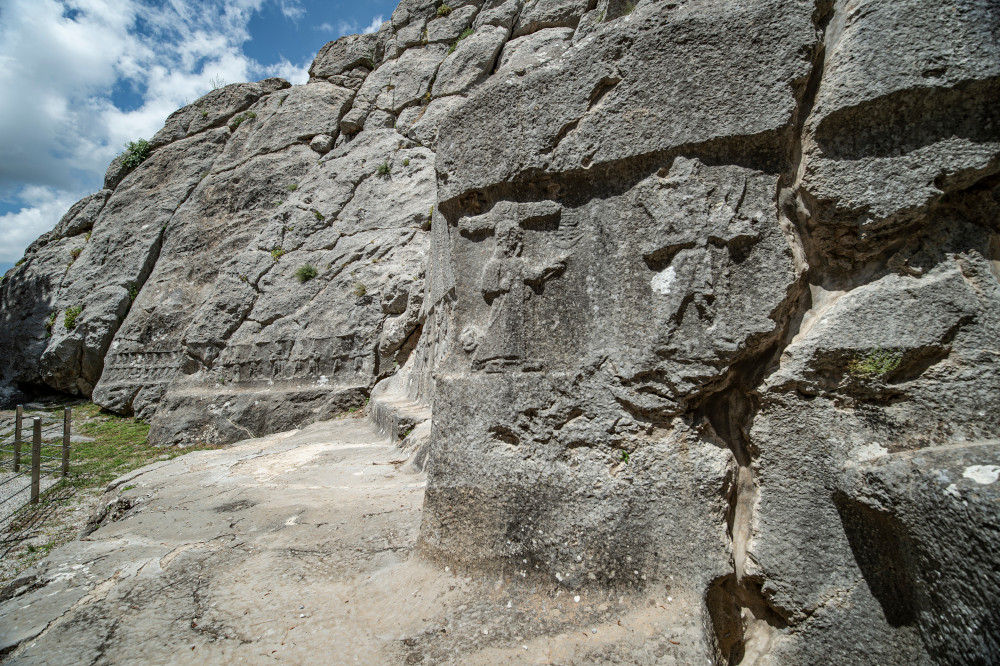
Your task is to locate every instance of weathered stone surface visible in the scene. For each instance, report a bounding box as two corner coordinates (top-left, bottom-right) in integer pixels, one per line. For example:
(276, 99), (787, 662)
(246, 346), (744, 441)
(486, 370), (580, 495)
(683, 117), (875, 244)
(473, 0), (521, 30)
(426, 4), (479, 43)
(0, 419), (713, 664)
(436, 0), (817, 199)
(400, 95), (467, 148)
(835, 444), (1000, 663)
(309, 33), (380, 79)
(795, 0), (1000, 273)
(310, 133), (334, 153)
(3, 0), (1000, 661)
(390, 0), (441, 29)
(496, 27), (573, 75)
(92, 117), (432, 443)
(150, 79), (290, 149)
(432, 25), (508, 97)
(511, 0), (589, 37)
(417, 0), (1000, 663)
(52, 190), (111, 239)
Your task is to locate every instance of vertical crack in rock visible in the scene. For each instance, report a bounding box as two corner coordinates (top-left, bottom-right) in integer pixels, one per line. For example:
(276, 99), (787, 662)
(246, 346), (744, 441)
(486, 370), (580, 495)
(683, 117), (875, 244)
(704, 2), (835, 663)
(699, 350), (791, 665)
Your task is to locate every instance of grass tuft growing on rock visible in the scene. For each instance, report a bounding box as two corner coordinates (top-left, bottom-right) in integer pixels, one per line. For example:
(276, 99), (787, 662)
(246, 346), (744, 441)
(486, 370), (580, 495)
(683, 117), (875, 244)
(352, 282), (367, 297)
(229, 111), (257, 130)
(376, 161), (392, 177)
(848, 347), (902, 379)
(295, 264), (318, 283)
(64, 306), (82, 330)
(121, 139), (151, 169)
(270, 247), (286, 262)
(449, 27), (474, 54)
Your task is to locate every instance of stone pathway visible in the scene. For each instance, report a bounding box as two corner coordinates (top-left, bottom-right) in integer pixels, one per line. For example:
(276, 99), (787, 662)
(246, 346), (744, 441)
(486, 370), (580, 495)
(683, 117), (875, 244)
(0, 416), (704, 665)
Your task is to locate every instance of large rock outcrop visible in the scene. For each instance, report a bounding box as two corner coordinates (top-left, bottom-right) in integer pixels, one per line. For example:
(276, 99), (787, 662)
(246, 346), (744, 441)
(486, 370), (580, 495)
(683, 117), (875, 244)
(1, 0), (998, 662)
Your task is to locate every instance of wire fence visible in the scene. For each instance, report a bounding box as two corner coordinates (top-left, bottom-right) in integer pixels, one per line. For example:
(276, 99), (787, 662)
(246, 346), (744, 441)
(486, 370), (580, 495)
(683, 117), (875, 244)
(0, 406), (72, 531)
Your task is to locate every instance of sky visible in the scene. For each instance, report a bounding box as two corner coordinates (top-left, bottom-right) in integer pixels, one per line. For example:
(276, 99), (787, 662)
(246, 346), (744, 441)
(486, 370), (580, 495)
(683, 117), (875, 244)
(0, 0), (397, 274)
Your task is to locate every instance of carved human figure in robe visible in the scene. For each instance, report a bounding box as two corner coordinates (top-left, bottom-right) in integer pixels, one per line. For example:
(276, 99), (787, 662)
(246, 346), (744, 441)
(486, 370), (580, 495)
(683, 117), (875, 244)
(473, 218), (566, 372)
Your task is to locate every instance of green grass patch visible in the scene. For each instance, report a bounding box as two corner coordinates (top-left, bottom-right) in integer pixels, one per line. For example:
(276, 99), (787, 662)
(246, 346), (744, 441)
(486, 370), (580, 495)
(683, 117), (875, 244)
(64, 305), (82, 330)
(848, 347), (902, 379)
(121, 139), (151, 169)
(295, 264), (318, 283)
(0, 403), (223, 584)
(229, 111), (257, 130)
(21, 404), (223, 492)
(449, 27), (474, 54)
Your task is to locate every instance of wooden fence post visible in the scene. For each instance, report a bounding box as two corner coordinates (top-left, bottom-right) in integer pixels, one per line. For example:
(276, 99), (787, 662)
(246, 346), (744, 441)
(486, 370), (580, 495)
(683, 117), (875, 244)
(13, 404), (22, 473)
(62, 407), (71, 478)
(31, 417), (41, 504)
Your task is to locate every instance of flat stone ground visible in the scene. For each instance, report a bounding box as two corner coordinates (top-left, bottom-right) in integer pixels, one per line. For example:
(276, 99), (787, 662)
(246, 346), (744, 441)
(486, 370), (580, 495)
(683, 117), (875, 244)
(0, 417), (706, 665)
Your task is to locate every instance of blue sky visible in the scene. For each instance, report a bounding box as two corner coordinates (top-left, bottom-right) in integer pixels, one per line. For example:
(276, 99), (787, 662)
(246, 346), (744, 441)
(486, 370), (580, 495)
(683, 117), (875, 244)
(0, 0), (396, 274)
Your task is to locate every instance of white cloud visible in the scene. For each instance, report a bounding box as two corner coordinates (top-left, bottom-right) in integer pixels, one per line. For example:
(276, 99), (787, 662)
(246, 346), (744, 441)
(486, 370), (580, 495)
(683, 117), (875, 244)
(278, 0), (305, 21)
(326, 14), (383, 36)
(261, 58), (309, 86)
(363, 15), (385, 34)
(0, 187), (80, 263)
(0, 0), (321, 261)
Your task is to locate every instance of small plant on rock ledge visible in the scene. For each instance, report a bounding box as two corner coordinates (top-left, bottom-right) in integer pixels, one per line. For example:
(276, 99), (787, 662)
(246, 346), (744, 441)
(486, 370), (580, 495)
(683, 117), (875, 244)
(376, 161), (392, 177)
(449, 27), (474, 54)
(229, 111), (257, 130)
(64, 305), (83, 330)
(352, 282), (367, 297)
(848, 347), (902, 380)
(437, 3), (452, 16)
(121, 139), (151, 169)
(270, 247), (286, 262)
(295, 264), (318, 283)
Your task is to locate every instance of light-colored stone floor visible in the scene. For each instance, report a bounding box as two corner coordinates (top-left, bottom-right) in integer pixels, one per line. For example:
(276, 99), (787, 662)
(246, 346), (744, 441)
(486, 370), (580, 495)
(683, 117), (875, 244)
(0, 416), (703, 665)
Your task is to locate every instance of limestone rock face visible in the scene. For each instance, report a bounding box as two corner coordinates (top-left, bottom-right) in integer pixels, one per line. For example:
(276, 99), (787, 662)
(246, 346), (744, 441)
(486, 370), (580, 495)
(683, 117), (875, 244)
(417, 0), (1000, 663)
(2, 72), (433, 444)
(1, 0), (999, 661)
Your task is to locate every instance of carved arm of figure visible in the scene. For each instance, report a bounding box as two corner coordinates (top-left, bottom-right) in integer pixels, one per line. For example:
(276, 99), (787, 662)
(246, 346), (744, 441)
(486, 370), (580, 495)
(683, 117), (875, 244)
(523, 255), (568, 293)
